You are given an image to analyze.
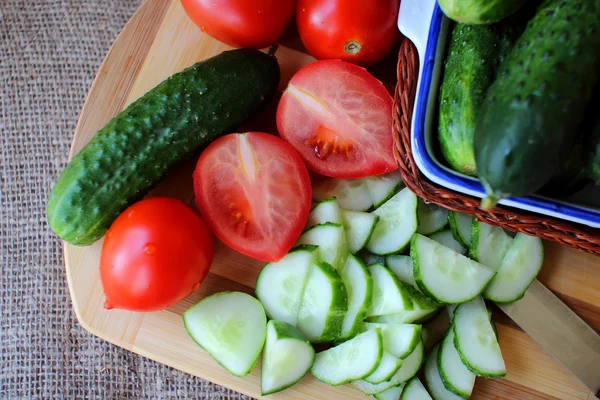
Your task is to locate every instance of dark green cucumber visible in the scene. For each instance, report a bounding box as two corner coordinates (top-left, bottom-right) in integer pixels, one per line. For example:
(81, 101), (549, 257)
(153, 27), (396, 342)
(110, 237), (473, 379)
(438, 22), (522, 176)
(438, 0), (529, 24)
(539, 141), (589, 197)
(585, 92), (600, 185)
(474, 0), (600, 208)
(47, 49), (280, 245)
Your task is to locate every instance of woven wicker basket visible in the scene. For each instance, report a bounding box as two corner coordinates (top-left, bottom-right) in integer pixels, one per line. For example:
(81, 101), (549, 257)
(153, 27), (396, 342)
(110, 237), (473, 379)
(392, 38), (600, 256)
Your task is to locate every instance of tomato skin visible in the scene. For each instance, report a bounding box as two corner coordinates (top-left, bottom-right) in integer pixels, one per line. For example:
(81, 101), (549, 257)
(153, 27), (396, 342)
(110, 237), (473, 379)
(100, 197), (213, 312)
(297, 0), (400, 67)
(194, 132), (312, 262)
(180, 0), (295, 49)
(277, 59), (396, 178)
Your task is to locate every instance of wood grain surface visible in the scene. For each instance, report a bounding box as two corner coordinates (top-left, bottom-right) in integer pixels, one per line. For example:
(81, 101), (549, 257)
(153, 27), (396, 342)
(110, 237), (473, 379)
(64, 0), (600, 398)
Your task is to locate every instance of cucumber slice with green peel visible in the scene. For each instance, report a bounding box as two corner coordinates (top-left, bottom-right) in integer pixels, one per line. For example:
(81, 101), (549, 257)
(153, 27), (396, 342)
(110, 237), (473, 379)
(369, 309), (438, 325)
(365, 351), (403, 384)
(470, 221), (513, 271)
(411, 234), (496, 304)
(447, 305), (457, 321)
(386, 255), (418, 288)
(183, 292), (266, 377)
(447, 212), (473, 248)
(256, 246), (319, 326)
(367, 188), (419, 255)
(297, 223), (348, 271)
(312, 178), (373, 211)
(401, 377), (432, 400)
(375, 384), (406, 400)
(341, 209), (380, 254)
(339, 255), (373, 340)
(261, 320), (315, 395)
(483, 233), (544, 303)
(311, 328), (383, 385)
(368, 264), (413, 317)
(438, 328), (475, 398)
(305, 198), (343, 230)
(453, 297), (506, 377)
(429, 230), (466, 255)
(359, 250), (386, 266)
(365, 171), (404, 209)
(353, 341), (425, 395)
(364, 323), (422, 359)
(297, 262), (348, 343)
(424, 344), (463, 400)
(417, 201), (449, 235)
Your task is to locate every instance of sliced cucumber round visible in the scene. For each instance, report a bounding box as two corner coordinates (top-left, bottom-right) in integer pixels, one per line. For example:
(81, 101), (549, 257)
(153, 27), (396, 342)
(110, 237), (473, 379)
(453, 297), (506, 378)
(483, 233), (544, 303)
(424, 344), (463, 400)
(368, 264), (413, 317)
(367, 188), (419, 255)
(352, 340), (425, 395)
(297, 261), (348, 343)
(183, 292), (266, 377)
(470, 221), (513, 271)
(256, 246), (318, 326)
(297, 223), (348, 271)
(311, 328), (383, 386)
(411, 234), (496, 304)
(364, 323), (422, 359)
(386, 255), (418, 288)
(369, 309), (438, 325)
(261, 320), (315, 395)
(359, 250), (386, 267)
(416, 200), (449, 235)
(447, 211), (473, 248)
(339, 255), (373, 340)
(312, 177), (372, 211)
(365, 351), (403, 384)
(438, 328), (475, 398)
(401, 377), (432, 400)
(365, 171), (404, 209)
(375, 384), (406, 400)
(447, 305), (457, 321)
(305, 198), (343, 230)
(341, 209), (380, 254)
(429, 230), (466, 255)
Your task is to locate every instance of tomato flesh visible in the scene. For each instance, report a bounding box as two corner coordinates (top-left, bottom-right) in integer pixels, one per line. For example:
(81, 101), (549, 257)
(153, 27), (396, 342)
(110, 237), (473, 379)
(277, 59), (396, 178)
(194, 132), (312, 262)
(100, 197), (214, 312)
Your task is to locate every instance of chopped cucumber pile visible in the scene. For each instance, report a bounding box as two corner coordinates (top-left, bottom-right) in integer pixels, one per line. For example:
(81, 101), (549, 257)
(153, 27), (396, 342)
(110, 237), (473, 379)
(183, 176), (543, 397)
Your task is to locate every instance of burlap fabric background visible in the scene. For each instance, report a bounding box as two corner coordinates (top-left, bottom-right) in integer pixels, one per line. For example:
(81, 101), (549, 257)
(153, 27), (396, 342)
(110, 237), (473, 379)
(0, 1), (252, 398)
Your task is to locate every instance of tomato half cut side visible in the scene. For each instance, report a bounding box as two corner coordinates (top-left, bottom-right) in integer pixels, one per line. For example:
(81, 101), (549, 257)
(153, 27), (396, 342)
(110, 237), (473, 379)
(194, 132), (312, 262)
(276, 59), (396, 178)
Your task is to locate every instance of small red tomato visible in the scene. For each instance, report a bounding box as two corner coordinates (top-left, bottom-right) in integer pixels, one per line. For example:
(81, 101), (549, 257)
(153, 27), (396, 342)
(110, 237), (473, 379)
(277, 59), (396, 178)
(194, 132), (312, 262)
(100, 197), (213, 312)
(297, 0), (401, 66)
(180, 0), (296, 49)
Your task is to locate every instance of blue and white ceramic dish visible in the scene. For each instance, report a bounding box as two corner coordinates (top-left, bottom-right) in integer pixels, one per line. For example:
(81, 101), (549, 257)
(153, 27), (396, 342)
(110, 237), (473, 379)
(397, 0), (600, 228)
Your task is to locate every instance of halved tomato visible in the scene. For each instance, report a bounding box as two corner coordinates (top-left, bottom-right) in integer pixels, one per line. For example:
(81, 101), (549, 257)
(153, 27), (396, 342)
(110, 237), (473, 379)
(276, 59), (396, 178)
(193, 132), (312, 262)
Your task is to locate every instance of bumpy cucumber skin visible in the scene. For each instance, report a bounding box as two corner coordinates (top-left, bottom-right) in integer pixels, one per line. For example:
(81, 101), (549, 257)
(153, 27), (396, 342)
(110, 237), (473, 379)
(438, 0), (529, 24)
(474, 0), (600, 205)
(47, 49), (280, 245)
(439, 22), (520, 176)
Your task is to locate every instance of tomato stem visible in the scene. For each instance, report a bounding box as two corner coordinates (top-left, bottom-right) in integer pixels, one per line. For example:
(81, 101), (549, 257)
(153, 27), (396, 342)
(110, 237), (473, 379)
(344, 40), (362, 55)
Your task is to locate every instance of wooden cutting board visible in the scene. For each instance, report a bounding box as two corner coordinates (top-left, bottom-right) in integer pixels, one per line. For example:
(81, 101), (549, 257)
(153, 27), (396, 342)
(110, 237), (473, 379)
(64, 0), (600, 398)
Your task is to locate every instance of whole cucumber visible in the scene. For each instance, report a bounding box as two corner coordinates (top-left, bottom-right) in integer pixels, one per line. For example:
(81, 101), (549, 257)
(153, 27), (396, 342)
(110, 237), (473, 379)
(47, 49), (280, 245)
(438, 21), (523, 176)
(588, 118), (600, 185)
(474, 0), (600, 208)
(438, 0), (529, 24)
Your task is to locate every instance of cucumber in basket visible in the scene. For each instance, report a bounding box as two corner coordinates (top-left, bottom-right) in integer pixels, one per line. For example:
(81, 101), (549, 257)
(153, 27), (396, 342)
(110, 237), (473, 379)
(474, 0), (600, 207)
(47, 49), (280, 245)
(438, 0), (528, 24)
(438, 21), (519, 176)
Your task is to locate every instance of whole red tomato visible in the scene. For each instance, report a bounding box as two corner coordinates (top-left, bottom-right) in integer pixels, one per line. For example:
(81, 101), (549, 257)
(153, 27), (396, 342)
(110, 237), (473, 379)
(297, 0), (401, 66)
(181, 0), (296, 48)
(100, 197), (214, 312)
